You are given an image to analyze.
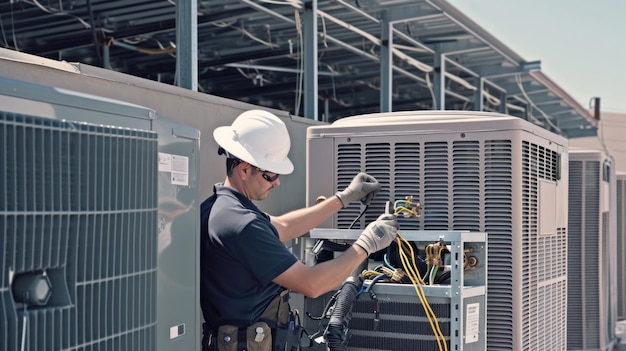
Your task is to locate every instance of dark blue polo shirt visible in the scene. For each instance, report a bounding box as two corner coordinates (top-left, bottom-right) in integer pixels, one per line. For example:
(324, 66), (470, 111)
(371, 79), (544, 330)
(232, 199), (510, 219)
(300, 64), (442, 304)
(200, 184), (298, 329)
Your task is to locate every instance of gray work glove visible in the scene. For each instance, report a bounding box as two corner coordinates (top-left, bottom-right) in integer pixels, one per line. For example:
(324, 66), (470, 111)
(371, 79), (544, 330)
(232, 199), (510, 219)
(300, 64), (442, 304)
(354, 214), (399, 256)
(335, 172), (381, 208)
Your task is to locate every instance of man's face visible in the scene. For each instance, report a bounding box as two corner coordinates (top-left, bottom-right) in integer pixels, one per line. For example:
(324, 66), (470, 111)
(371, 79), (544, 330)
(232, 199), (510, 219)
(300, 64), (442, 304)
(248, 167), (280, 201)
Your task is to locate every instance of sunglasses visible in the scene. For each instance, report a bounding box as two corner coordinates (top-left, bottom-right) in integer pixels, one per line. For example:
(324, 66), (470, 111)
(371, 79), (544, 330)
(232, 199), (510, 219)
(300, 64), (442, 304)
(256, 167), (280, 182)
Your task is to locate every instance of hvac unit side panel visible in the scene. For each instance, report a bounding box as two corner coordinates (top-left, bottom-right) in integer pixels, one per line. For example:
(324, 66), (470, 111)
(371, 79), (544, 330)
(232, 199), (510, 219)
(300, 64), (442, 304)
(306, 136), (337, 211)
(306, 123), (567, 351)
(617, 175), (626, 321)
(520, 140), (566, 351)
(605, 158), (618, 350)
(1, 112), (158, 351)
(567, 152), (617, 351)
(154, 119), (201, 351)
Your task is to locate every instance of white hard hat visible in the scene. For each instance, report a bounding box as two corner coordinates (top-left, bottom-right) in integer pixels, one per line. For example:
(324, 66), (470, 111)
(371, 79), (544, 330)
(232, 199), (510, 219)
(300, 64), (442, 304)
(213, 109), (294, 174)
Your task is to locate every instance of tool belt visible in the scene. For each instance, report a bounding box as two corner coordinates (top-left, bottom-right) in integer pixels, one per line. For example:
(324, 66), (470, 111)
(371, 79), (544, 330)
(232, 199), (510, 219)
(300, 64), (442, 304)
(207, 290), (307, 351)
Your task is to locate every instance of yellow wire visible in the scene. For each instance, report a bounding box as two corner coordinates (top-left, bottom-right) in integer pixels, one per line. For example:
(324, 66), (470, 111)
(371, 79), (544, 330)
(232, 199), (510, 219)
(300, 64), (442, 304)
(397, 234), (448, 351)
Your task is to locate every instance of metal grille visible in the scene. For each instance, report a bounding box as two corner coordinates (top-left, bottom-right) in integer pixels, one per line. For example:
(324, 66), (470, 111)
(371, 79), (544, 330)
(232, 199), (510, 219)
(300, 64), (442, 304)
(348, 299), (451, 351)
(0, 112), (158, 351)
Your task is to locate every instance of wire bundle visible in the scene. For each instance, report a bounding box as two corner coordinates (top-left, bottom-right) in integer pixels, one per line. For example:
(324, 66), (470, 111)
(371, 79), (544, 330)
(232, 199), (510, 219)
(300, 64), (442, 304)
(393, 204), (448, 351)
(424, 241), (447, 286)
(393, 196), (422, 218)
(396, 235), (448, 351)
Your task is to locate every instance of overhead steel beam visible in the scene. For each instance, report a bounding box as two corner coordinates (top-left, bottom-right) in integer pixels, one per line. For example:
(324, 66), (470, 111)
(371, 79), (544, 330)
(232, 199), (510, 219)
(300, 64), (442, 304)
(380, 10), (393, 112)
(176, 0), (198, 91)
(303, 0), (319, 120)
(223, 63), (340, 76)
(436, 41), (488, 55)
(433, 49), (444, 110)
(477, 60), (541, 79)
(239, 0), (428, 103)
(386, 5), (444, 23)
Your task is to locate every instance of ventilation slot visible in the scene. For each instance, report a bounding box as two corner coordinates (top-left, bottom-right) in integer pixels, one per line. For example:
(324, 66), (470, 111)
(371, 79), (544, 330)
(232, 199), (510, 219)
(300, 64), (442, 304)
(364, 143), (391, 224)
(393, 143), (421, 230)
(423, 142), (449, 230)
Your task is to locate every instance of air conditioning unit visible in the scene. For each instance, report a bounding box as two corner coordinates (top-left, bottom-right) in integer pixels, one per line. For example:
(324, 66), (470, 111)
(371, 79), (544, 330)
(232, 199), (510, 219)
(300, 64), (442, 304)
(618, 172), (626, 322)
(0, 77), (200, 351)
(306, 111), (569, 351)
(567, 149), (617, 351)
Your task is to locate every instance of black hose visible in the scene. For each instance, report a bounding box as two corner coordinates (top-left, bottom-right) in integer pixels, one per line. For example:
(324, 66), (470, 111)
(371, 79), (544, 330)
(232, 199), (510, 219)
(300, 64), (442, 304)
(325, 275), (363, 351)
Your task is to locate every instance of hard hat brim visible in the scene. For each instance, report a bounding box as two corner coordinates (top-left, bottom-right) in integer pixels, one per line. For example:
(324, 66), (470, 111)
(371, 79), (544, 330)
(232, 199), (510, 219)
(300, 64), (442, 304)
(214, 126), (294, 175)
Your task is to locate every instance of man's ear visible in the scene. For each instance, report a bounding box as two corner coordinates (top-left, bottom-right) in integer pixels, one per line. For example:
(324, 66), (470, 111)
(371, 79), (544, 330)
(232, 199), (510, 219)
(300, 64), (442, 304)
(239, 162), (252, 179)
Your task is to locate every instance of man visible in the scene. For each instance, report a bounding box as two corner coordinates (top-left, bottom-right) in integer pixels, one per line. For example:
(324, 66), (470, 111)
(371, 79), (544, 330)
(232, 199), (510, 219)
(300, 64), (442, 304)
(201, 109), (398, 351)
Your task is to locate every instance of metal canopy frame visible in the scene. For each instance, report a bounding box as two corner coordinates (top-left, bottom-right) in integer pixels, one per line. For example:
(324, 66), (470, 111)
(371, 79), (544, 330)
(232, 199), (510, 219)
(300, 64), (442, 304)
(0, 0), (597, 138)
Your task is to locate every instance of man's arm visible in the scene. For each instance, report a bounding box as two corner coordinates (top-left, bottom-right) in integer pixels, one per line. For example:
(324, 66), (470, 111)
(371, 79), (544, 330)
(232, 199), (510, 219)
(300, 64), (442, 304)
(271, 172), (381, 242)
(270, 195), (343, 242)
(273, 243), (368, 298)
(273, 213), (399, 298)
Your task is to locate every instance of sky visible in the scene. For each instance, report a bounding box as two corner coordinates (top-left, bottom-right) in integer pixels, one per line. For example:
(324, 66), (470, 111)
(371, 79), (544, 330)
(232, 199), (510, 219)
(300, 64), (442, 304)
(446, 0), (626, 113)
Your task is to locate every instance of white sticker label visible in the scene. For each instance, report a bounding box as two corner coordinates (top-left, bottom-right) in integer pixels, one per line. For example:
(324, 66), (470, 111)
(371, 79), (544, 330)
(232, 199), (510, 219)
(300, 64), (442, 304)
(171, 155), (189, 173)
(465, 302), (480, 343)
(170, 324), (185, 339)
(171, 171), (188, 186)
(158, 152), (172, 172)
(159, 153), (189, 186)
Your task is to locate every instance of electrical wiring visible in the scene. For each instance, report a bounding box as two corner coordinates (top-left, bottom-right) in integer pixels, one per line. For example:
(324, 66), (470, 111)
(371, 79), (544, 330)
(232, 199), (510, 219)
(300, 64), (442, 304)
(348, 204), (369, 229)
(393, 196), (421, 218)
(392, 201), (448, 351)
(24, 0), (91, 29)
(515, 73), (560, 132)
(311, 198), (449, 350)
(396, 234), (448, 351)
(210, 19), (279, 49)
(424, 242), (447, 285)
(260, 0), (303, 8)
(0, 13), (10, 50)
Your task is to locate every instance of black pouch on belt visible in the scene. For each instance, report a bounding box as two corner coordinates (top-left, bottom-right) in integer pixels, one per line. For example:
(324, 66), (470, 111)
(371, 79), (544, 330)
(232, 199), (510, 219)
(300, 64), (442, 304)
(273, 311), (309, 351)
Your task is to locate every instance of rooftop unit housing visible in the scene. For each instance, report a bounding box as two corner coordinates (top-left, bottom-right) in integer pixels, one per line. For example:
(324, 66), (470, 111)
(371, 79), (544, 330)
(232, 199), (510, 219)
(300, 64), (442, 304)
(0, 77), (200, 351)
(306, 111), (569, 351)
